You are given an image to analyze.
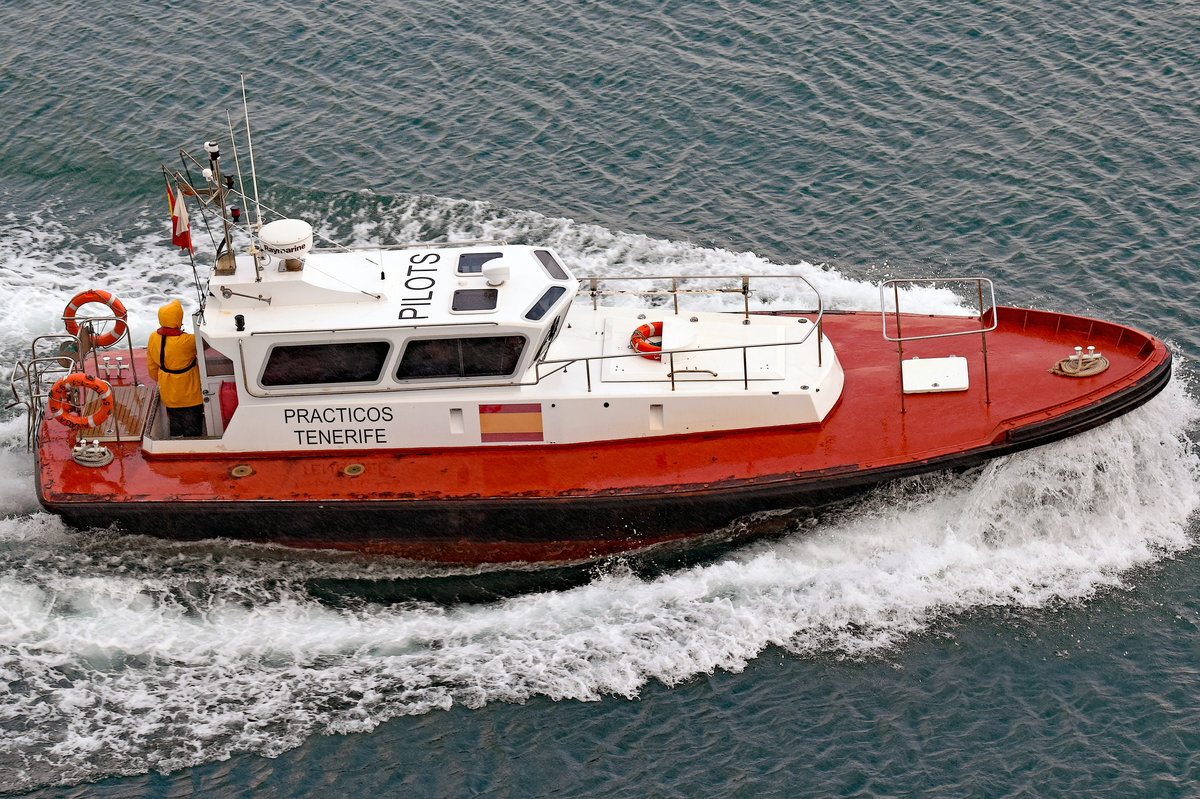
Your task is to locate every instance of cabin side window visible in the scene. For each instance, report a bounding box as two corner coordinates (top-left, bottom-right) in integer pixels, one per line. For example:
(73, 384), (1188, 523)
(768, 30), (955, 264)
(533, 250), (569, 280)
(524, 286), (567, 321)
(260, 341), (392, 387)
(534, 312), (567, 361)
(396, 336), (526, 380)
(202, 341), (235, 376)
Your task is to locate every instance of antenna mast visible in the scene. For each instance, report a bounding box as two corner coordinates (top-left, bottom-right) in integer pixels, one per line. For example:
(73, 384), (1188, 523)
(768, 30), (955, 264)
(240, 75), (264, 281)
(241, 74), (263, 233)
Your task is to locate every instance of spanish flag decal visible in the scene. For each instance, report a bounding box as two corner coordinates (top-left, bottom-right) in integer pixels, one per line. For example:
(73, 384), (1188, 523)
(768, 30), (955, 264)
(479, 403), (544, 443)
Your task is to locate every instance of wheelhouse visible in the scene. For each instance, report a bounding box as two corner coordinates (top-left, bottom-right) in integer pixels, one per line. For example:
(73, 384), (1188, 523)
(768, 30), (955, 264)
(198, 241), (576, 400)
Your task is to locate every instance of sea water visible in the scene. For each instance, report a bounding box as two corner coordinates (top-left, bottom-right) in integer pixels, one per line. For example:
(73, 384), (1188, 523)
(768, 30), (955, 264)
(1, 0), (1198, 796)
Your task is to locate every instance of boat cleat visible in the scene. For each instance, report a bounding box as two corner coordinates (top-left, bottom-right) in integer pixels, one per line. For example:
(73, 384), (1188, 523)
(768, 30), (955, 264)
(71, 439), (113, 468)
(1051, 345), (1109, 377)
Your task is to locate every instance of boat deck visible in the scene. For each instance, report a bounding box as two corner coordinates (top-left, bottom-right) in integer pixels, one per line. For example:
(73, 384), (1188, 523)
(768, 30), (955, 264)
(77, 383), (152, 441)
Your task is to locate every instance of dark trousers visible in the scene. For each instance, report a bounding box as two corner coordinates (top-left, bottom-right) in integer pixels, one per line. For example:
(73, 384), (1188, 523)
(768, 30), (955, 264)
(167, 404), (204, 437)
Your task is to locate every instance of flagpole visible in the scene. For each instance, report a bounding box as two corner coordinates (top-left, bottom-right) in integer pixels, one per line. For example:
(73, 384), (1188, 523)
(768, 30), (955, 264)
(163, 168), (203, 311)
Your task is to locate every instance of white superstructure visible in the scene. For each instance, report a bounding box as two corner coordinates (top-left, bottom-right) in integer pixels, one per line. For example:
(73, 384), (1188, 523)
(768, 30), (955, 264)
(143, 229), (843, 455)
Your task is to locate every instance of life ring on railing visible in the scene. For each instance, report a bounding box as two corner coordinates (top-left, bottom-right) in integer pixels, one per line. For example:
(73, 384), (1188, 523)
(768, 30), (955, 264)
(47, 373), (113, 430)
(630, 321), (664, 361)
(63, 289), (128, 348)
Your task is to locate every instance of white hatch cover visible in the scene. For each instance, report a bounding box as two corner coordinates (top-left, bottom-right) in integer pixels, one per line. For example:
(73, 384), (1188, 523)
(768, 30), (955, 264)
(901, 356), (969, 394)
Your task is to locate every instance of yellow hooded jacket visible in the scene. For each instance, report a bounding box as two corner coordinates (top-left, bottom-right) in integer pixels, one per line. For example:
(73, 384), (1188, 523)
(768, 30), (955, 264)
(147, 300), (202, 408)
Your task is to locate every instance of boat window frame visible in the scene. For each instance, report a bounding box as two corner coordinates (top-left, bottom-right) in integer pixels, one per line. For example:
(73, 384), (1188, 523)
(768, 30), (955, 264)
(534, 312), (567, 362)
(533, 249), (569, 280)
(395, 333), (528, 382)
(200, 337), (236, 377)
(450, 288), (501, 314)
(457, 252), (503, 275)
(257, 338), (394, 389)
(524, 285), (568, 321)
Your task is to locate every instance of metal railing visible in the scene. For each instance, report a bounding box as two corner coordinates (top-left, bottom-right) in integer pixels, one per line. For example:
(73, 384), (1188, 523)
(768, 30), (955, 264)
(585, 273), (798, 318)
(7, 317), (142, 450)
(542, 273), (826, 392)
(879, 277), (997, 411)
(310, 239), (508, 253)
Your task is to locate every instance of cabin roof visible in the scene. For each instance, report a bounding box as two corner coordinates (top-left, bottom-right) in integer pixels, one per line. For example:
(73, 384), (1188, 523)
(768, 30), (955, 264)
(200, 243), (576, 340)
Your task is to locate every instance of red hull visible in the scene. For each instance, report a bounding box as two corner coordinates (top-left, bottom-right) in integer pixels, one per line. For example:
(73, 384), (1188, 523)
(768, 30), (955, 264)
(37, 307), (1171, 564)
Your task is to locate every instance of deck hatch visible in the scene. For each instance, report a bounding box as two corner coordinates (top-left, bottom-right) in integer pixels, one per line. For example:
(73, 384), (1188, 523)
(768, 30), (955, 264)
(457, 252), (502, 274)
(901, 356), (969, 394)
(452, 289), (499, 312)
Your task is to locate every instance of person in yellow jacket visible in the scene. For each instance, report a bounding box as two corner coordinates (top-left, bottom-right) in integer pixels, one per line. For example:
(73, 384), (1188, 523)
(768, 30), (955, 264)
(147, 299), (204, 437)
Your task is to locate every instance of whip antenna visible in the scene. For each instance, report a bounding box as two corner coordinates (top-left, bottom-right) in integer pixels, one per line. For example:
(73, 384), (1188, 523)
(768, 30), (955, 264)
(240, 74), (263, 232)
(226, 109), (251, 239)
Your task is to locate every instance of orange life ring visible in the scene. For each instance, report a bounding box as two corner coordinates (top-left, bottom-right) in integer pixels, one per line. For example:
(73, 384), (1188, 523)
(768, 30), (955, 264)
(47, 373), (114, 430)
(63, 289), (128, 348)
(630, 321), (664, 361)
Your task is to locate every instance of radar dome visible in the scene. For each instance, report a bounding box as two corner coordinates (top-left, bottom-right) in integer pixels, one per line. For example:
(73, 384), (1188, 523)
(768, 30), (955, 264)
(258, 219), (314, 261)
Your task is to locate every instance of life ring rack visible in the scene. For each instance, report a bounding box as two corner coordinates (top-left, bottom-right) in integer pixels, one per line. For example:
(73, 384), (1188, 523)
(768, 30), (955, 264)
(630, 321), (664, 361)
(47, 373), (114, 430)
(63, 289), (129, 348)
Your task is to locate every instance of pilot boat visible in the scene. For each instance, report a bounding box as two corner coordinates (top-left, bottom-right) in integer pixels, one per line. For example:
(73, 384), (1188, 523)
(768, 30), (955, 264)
(8, 136), (1171, 565)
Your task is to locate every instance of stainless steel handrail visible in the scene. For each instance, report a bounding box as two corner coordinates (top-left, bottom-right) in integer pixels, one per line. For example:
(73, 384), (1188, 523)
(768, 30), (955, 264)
(583, 273), (822, 321)
(311, 240), (508, 253)
(878, 278), (997, 342)
(7, 320), (141, 450)
(878, 277), (997, 409)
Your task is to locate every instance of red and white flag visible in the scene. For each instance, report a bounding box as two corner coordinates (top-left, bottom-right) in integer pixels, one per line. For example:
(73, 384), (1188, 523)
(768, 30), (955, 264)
(166, 183), (193, 253)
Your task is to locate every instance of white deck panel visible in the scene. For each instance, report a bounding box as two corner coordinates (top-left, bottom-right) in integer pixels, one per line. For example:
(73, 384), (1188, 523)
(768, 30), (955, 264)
(901, 356), (969, 394)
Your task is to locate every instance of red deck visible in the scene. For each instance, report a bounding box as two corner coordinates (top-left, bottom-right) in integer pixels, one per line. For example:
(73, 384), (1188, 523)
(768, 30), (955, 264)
(36, 307), (1170, 563)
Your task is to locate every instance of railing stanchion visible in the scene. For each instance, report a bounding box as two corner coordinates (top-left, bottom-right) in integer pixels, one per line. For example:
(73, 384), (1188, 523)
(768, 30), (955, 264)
(817, 317), (823, 368)
(978, 279), (991, 405)
(894, 281), (906, 414)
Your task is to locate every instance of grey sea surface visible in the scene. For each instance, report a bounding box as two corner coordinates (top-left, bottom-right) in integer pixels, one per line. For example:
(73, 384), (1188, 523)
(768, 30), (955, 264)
(1, 0), (1198, 796)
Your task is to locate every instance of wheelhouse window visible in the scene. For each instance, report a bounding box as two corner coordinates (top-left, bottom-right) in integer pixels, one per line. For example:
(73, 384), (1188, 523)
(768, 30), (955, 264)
(535, 312), (567, 361)
(458, 252), (503, 274)
(397, 336), (526, 380)
(534, 250), (569, 280)
(202, 341), (235, 376)
(261, 341), (391, 387)
(525, 285), (567, 320)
